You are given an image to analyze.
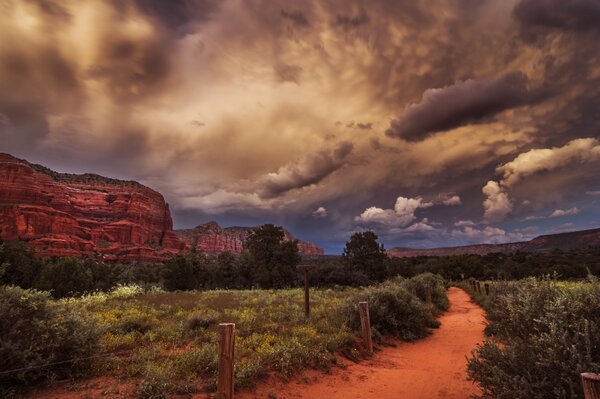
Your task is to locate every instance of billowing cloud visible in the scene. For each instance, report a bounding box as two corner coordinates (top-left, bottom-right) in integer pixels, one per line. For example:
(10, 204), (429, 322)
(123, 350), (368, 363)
(312, 206), (328, 218)
(442, 195), (462, 206)
(454, 220), (476, 227)
(1, 0), (599, 251)
(355, 196), (427, 228)
(259, 141), (353, 198)
(482, 138), (600, 223)
(550, 207), (579, 217)
(451, 226), (525, 245)
(385, 72), (534, 141)
(514, 0), (600, 33)
(482, 181), (512, 223)
(497, 138), (600, 186)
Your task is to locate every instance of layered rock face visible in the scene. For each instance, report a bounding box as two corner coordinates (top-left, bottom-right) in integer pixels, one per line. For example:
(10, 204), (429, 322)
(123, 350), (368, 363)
(175, 222), (324, 255)
(0, 153), (184, 261)
(0, 153), (324, 260)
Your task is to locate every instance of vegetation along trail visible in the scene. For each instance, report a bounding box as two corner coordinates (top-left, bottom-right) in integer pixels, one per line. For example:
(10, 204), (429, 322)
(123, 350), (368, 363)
(235, 287), (485, 399)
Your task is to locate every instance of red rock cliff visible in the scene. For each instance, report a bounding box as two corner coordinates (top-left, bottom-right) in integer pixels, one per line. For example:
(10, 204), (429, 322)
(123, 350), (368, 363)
(0, 153), (184, 261)
(175, 221), (324, 256)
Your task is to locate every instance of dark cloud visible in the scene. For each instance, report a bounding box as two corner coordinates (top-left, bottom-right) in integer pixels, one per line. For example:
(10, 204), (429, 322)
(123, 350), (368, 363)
(128, 0), (219, 35)
(385, 72), (534, 141)
(514, 0), (600, 33)
(87, 36), (171, 102)
(259, 141), (353, 198)
(356, 122), (372, 130)
(274, 63), (302, 83)
(334, 12), (369, 30)
(280, 9), (309, 27)
(27, 0), (71, 20)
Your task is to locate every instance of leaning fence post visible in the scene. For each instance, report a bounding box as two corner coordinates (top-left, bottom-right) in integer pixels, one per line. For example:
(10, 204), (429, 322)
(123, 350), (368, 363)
(582, 373), (600, 399)
(484, 283), (490, 296)
(218, 323), (235, 399)
(425, 286), (432, 304)
(359, 302), (373, 354)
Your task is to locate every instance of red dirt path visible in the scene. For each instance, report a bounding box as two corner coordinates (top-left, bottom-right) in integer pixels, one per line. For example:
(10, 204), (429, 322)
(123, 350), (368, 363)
(234, 287), (485, 399)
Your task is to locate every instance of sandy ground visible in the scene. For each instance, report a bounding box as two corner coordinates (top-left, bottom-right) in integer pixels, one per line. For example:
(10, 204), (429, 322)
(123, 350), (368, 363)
(25, 287), (485, 399)
(234, 287), (485, 399)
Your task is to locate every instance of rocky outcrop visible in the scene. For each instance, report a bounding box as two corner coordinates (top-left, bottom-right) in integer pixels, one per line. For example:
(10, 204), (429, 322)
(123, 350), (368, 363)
(388, 228), (600, 258)
(175, 221), (325, 255)
(0, 153), (184, 261)
(0, 153), (324, 261)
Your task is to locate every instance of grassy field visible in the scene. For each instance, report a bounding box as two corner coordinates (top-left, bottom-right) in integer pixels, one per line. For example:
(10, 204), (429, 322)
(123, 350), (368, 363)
(1, 274), (448, 398)
(64, 286), (360, 396)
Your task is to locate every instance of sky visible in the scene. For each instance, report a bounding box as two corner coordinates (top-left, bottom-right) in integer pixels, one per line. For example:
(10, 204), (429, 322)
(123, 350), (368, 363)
(1, 0), (599, 253)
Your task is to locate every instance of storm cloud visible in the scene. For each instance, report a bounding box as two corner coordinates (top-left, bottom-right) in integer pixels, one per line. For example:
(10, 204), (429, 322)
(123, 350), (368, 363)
(385, 72), (534, 142)
(1, 0), (598, 252)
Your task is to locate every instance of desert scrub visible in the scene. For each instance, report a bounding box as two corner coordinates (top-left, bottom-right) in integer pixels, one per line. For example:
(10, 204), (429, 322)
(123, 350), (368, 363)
(19, 274), (445, 393)
(342, 276), (443, 341)
(405, 273), (449, 313)
(467, 278), (600, 398)
(0, 286), (100, 389)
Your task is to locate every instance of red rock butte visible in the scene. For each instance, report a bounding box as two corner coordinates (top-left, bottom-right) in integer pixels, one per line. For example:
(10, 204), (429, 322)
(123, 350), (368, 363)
(0, 153), (323, 262)
(175, 221), (324, 256)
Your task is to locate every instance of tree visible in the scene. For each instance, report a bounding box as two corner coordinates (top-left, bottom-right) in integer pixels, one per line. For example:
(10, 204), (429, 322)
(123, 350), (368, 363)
(34, 257), (94, 298)
(162, 254), (200, 291)
(343, 231), (388, 282)
(215, 252), (237, 288)
(1, 240), (45, 289)
(244, 224), (301, 288)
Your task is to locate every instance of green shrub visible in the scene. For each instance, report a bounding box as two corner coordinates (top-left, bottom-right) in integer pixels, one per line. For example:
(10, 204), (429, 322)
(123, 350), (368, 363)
(405, 273), (449, 313)
(185, 310), (218, 331)
(467, 278), (600, 398)
(0, 286), (100, 387)
(343, 277), (441, 341)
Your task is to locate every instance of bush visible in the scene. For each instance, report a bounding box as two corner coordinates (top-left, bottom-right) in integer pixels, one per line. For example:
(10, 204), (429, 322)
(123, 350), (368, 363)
(0, 286), (100, 388)
(343, 277), (441, 341)
(405, 273), (449, 313)
(467, 278), (600, 398)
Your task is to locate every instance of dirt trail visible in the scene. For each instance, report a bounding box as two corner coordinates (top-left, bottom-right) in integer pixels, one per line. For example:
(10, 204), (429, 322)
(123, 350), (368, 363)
(236, 287), (485, 399)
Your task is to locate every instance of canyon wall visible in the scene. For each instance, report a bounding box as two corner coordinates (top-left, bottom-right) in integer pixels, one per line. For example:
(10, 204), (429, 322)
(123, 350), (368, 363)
(0, 153), (324, 261)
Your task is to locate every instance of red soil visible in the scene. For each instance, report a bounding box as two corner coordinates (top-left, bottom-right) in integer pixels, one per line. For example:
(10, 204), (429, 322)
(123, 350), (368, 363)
(235, 287), (485, 399)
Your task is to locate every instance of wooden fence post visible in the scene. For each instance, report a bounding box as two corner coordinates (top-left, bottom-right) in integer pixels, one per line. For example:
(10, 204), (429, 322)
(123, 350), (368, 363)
(484, 283), (490, 296)
(303, 269), (310, 317)
(582, 373), (600, 399)
(218, 323), (235, 399)
(425, 286), (432, 304)
(359, 302), (373, 354)
(297, 264), (316, 318)
(411, 286), (417, 296)
(475, 281), (481, 294)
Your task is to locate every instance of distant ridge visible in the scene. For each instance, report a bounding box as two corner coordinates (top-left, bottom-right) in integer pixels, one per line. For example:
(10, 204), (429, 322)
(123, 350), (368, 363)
(388, 228), (600, 257)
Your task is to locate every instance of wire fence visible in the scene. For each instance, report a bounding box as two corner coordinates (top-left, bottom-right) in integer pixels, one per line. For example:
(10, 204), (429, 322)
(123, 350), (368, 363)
(0, 349), (132, 376)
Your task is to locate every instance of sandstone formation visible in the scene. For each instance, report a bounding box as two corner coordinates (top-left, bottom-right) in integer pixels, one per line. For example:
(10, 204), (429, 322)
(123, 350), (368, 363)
(387, 228), (600, 257)
(0, 153), (324, 261)
(0, 153), (184, 261)
(174, 221), (324, 255)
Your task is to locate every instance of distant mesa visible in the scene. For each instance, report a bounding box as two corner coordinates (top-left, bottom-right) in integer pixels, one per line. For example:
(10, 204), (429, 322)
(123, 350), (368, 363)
(0, 153), (323, 262)
(388, 228), (600, 257)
